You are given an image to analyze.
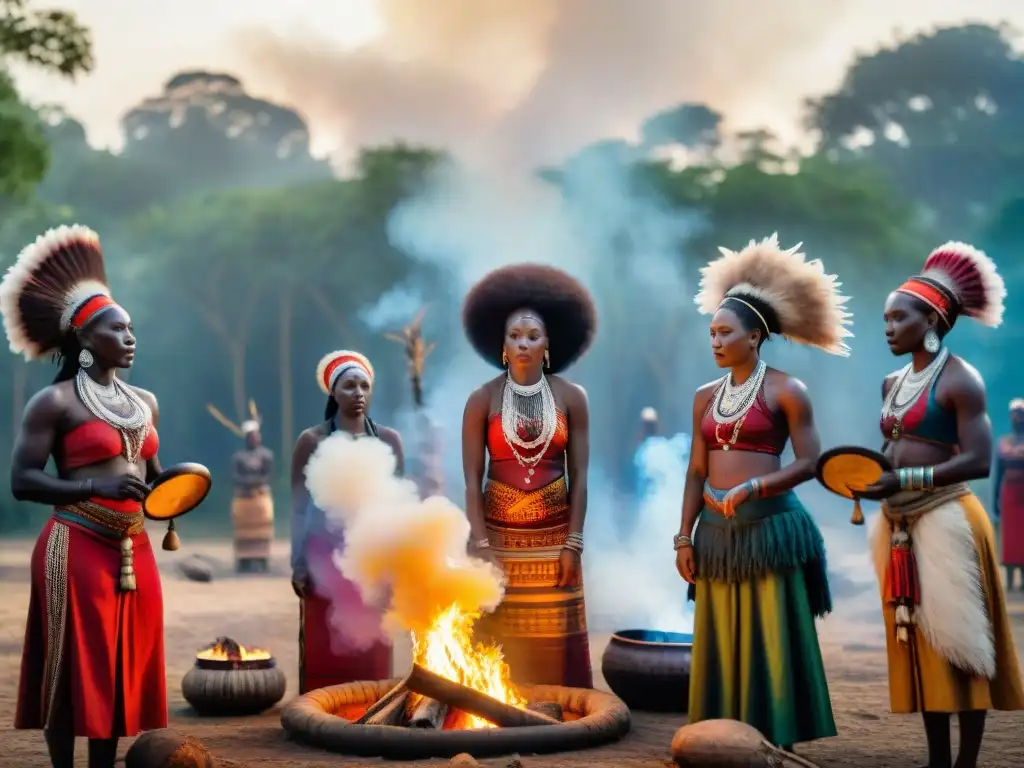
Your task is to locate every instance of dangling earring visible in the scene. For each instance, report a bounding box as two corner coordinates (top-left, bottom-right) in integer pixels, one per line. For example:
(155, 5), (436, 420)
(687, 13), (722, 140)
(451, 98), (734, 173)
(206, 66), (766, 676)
(502, 349), (508, 367)
(544, 350), (551, 369)
(923, 328), (941, 354)
(78, 349), (94, 368)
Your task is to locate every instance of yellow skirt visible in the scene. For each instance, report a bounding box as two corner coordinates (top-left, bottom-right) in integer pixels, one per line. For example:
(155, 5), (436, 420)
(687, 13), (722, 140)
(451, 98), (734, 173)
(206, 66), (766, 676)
(872, 493), (1024, 713)
(231, 489), (274, 560)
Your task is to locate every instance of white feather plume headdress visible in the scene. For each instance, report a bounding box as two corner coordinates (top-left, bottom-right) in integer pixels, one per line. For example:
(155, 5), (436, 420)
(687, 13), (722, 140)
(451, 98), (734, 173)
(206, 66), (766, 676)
(694, 233), (853, 356)
(0, 224), (113, 361)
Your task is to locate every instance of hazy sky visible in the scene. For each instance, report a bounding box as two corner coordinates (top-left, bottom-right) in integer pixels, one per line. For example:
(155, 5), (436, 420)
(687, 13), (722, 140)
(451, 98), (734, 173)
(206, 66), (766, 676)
(11, 0), (1024, 166)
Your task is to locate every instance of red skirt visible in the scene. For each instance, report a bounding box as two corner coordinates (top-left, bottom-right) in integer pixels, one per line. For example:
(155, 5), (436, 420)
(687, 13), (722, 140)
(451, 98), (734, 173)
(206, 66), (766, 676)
(1001, 474), (1024, 566)
(14, 515), (167, 738)
(299, 592), (391, 693)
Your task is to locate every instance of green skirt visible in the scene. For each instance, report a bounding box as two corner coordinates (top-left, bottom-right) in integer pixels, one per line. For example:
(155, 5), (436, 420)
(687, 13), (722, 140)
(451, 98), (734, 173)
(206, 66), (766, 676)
(687, 487), (836, 746)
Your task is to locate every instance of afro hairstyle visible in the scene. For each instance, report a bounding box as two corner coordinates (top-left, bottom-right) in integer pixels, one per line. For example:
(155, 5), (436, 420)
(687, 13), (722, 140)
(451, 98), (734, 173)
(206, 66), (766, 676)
(462, 263), (597, 374)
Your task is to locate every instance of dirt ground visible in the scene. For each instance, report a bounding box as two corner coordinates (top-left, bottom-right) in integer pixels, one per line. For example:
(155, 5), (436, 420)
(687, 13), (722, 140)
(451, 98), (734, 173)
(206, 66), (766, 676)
(0, 539), (1022, 768)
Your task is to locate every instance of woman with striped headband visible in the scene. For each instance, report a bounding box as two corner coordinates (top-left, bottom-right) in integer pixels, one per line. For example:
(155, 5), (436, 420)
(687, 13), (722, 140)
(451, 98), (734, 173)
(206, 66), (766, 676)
(857, 243), (1023, 768)
(290, 350), (404, 692)
(676, 234), (849, 749)
(0, 226), (169, 767)
(994, 399), (1024, 592)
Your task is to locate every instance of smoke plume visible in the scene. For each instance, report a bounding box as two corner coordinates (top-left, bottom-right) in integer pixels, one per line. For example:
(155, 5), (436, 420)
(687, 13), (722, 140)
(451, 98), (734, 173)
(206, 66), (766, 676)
(304, 431), (505, 636)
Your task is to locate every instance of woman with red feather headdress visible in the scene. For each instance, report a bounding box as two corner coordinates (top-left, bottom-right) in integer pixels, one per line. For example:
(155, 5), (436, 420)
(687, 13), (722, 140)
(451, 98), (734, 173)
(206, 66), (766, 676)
(0, 226), (168, 767)
(290, 350), (404, 693)
(857, 242), (1024, 768)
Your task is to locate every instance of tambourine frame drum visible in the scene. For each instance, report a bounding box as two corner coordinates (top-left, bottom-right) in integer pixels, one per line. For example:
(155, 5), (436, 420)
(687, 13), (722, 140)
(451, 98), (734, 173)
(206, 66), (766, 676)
(143, 462), (212, 522)
(815, 446), (893, 500)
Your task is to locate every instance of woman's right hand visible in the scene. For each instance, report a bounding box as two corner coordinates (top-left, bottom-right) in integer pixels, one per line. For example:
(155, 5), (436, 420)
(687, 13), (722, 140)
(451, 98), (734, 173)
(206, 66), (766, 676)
(675, 546), (695, 583)
(291, 570), (309, 599)
(89, 474), (151, 502)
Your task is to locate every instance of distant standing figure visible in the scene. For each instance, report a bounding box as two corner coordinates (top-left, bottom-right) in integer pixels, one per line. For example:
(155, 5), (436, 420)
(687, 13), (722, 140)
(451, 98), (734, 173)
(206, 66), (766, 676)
(207, 402), (275, 572)
(994, 399), (1024, 590)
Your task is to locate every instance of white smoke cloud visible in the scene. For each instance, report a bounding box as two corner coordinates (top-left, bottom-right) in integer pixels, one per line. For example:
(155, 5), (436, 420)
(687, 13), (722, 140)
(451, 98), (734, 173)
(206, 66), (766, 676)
(304, 432), (505, 636)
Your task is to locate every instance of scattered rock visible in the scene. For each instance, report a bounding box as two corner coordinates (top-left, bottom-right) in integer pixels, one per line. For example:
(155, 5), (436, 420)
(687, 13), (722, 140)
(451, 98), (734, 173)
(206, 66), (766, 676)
(448, 754), (482, 767)
(670, 719), (820, 767)
(125, 729), (214, 768)
(177, 556), (214, 583)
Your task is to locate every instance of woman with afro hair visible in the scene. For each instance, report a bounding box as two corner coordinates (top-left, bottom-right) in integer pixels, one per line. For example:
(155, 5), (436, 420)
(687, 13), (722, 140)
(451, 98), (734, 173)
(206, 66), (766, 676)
(461, 264), (597, 689)
(678, 234), (850, 749)
(857, 243), (1023, 768)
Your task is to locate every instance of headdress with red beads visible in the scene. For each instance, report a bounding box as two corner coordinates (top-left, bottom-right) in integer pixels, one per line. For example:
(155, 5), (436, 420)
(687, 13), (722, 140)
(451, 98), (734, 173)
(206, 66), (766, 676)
(0, 225), (122, 361)
(316, 350), (374, 395)
(895, 242), (1006, 329)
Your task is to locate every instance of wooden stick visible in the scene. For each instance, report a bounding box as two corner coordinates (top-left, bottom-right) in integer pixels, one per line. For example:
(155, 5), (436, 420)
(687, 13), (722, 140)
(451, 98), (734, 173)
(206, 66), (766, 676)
(354, 672), (411, 724)
(365, 690), (411, 726)
(408, 696), (447, 729)
(404, 664), (557, 728)
(206, 403), (244, 437)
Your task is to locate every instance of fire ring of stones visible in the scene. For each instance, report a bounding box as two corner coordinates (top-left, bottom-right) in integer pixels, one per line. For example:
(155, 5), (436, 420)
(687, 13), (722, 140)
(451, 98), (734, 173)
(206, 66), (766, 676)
(280, 677), (632, 759)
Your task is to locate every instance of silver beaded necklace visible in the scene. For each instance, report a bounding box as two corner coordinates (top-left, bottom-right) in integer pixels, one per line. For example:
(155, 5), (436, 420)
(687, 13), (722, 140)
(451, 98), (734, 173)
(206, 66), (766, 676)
(882, 347), (949, 423)
(501, 372), (557, 485)
(711, 359), (767, 425)
(76, 367), (150, 463)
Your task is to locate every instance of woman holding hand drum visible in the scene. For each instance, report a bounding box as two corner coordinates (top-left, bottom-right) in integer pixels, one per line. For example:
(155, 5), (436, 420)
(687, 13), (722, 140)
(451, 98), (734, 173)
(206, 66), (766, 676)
(1, 226), (171, 768)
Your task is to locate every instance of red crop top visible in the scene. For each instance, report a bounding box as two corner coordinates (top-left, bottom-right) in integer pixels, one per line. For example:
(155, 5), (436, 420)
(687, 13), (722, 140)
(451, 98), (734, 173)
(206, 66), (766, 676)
(700, 385), (788, 456)
(487, 410), (569, 463)
(62, 421), (160, 469)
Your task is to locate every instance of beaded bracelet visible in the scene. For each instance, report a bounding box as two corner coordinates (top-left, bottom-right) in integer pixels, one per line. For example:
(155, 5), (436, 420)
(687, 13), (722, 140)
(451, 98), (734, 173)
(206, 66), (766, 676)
(564, 532), (584, 555)
(472, 538), (491, 550)
(897, 466), (936, 491)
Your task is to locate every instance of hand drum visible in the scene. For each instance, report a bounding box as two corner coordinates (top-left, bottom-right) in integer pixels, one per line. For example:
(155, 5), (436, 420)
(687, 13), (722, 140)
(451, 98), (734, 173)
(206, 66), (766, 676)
(144, 462), (212, 522)
(815, 446), (892, 526)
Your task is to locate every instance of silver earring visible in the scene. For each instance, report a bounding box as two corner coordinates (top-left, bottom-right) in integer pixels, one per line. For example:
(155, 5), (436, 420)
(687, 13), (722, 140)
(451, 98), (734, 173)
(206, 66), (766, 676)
(78, 349), (94, 368)
(923, 329), (941, 354)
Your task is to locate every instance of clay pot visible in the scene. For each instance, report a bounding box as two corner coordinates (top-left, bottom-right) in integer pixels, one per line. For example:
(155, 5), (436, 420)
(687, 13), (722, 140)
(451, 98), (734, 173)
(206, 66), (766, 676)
(600, 629), (692, 712)
(125, 729), (214, 768)
(181, 656), (287, 716)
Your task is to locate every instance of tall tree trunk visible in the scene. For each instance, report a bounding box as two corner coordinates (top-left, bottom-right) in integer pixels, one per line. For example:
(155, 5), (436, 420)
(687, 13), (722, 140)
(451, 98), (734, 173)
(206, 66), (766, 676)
(279, 288), (294, 459)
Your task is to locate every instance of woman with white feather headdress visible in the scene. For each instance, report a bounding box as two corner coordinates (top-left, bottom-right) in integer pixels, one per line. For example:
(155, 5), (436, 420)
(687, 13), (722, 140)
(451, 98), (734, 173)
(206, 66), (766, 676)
(0, 225), (169, 767)
(855, 242), (1023, 768)
(674, 234), (850, 749)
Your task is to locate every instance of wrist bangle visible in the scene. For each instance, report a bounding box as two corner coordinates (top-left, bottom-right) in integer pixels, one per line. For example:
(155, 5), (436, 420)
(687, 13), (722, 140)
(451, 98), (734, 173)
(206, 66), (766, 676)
(472, 538), (490, 550)
(749, 478), (762, 499)
(673, 533), (692, 550)
(564, 532), (584, 554)
(80, 479), (94, 497)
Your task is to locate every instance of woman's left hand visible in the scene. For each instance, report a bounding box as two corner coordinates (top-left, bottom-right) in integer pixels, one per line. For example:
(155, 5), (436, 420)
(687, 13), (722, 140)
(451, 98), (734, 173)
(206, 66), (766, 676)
(557, 548), (581, 588)
(857, 470), (901, 501)
(721, 482), (754, 519)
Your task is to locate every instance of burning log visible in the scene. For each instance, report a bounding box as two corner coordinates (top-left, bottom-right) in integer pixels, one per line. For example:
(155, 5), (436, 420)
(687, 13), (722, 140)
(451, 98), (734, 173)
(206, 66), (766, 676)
(404, 664), (558, 728)
(408, 696), (448, 729)
(365, 691), (411, 726)
(354, 671), (412, 724)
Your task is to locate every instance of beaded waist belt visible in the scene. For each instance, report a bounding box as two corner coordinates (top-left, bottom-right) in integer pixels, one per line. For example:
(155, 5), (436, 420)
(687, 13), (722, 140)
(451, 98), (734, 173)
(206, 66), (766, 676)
(55, 501), (144, 592)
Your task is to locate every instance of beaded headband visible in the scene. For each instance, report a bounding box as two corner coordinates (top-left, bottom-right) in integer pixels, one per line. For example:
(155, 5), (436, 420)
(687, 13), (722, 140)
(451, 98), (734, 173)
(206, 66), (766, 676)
(317, 350), (374, 395)
(895, 277), (956, 327)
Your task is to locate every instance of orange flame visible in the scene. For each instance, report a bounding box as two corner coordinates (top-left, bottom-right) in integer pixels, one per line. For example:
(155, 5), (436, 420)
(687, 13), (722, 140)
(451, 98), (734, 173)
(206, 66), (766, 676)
(412, 604), (525, 729)
(196, 638), (271, 662)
